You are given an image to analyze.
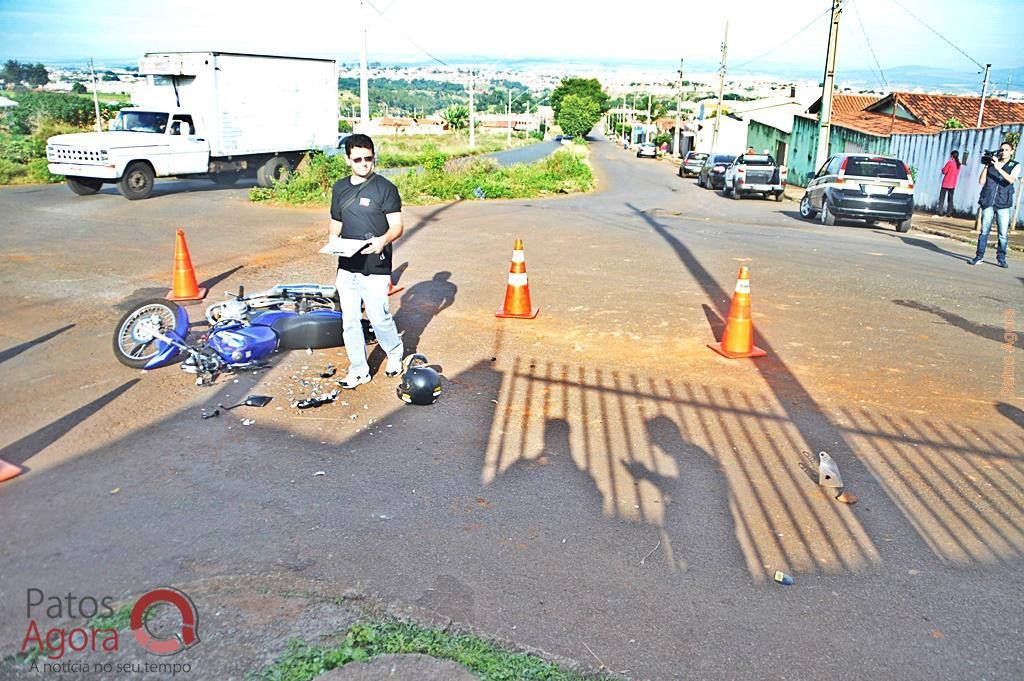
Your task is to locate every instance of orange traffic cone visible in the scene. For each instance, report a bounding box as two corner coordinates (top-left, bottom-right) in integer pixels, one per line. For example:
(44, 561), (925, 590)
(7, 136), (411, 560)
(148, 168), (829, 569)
(387, 281), (404, 296)
(495, 238), (539, 319)
(708, 265), (767, 359)
(166, 229), (206, 301)
(0, 458), (22, 483)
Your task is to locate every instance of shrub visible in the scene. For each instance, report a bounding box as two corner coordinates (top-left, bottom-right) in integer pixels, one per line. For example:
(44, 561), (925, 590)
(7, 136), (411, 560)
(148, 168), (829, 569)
(249, 151), (350, 205)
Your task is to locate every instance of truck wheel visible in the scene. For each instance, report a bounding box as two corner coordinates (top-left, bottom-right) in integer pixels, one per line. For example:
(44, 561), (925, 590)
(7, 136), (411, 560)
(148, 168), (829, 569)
(731, 185), (742, 200)
(118, 162), (154, 200)
(257, 156), (291, 187)
(722, 184), (731, 197)
(66, 176), (102, 196)
(896, 217), (913, 233)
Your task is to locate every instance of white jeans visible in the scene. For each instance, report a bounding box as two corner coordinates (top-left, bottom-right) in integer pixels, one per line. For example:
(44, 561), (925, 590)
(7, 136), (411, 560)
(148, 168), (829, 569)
(335, 269), (403, 377)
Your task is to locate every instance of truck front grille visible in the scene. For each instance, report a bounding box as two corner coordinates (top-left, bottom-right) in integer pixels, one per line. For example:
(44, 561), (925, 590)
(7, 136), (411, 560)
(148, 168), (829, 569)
(46, 146), (108, 163)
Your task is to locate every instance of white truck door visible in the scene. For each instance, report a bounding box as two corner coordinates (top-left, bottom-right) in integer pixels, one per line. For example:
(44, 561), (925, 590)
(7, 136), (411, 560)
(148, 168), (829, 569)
(163, 116), (210, 175)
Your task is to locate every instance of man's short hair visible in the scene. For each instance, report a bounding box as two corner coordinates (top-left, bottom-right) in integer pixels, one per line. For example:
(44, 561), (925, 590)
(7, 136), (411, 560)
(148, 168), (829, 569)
(345, 133), (375, 157)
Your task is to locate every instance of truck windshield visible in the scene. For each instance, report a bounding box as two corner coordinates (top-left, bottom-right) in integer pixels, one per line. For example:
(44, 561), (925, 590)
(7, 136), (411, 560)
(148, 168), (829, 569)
(113, 111), (169, 134)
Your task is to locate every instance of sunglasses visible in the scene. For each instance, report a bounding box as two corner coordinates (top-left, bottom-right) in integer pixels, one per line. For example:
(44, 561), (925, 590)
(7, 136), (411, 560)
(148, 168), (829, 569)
(349, 155), (374, 163)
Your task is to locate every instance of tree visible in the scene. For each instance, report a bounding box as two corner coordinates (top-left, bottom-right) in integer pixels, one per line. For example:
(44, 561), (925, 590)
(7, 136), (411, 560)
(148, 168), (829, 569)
(550, 77), (609, 118)
(555, 94), (600, 139)
(71, 82), (87, 94)
(942, 117), (965, 129)
(442, 105), (469, 130)
(1, 60), (48, 86)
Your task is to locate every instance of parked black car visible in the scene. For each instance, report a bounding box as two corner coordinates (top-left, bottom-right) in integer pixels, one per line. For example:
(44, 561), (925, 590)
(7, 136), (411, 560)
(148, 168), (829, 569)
(798, 153), (915, 232)
(678, 151), (709, 177)
(696, 154), (736, 189)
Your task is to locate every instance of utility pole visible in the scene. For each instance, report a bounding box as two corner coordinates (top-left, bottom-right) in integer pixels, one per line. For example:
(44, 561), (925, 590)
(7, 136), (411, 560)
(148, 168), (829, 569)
(645, 91), (652, 144)
(711, 21), (729, 156)
(359, 0), (370, 129)
(88, 58), (102, 132)
(814, 0), (842, 172)
(977, 63), (992, 127)
(469, 69), (476, 149)
(507, 87), (512, 147)
(674, 58), (684, 157)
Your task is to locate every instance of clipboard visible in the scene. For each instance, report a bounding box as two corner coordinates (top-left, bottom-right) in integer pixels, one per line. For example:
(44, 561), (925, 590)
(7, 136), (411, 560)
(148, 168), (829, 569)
(319, 236), (371, 257)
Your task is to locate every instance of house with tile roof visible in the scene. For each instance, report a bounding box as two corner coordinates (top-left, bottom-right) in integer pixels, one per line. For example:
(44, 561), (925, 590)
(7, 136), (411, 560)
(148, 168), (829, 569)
(786, 92), (1024, 186)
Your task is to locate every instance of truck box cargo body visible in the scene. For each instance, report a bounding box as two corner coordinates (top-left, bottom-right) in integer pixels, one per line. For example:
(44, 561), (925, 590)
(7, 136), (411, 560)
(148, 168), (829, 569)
(46, 52), (338, 200)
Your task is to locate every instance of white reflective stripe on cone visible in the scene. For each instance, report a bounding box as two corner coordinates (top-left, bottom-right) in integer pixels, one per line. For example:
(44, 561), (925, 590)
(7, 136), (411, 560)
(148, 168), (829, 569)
(511, 251), (525, 263)
(507, 273), (529, 286)
(735, 279), (750, 294)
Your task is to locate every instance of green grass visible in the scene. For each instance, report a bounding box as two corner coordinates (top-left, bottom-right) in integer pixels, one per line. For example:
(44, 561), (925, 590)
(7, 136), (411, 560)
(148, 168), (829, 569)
(249, 145), (593, 207)
(86, 604), (136, 632)
(394, 144), (593, 205)
(249, 619), (617, 681)
(374, 132), (532, 168)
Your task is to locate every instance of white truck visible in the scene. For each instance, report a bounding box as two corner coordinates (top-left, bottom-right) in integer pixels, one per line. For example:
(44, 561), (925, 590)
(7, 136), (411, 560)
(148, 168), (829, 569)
(46, 52), (338, 200)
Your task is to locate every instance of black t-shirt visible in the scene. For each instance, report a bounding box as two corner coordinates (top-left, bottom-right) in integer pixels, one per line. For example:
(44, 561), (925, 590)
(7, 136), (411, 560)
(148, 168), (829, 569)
(330, 173), (402, 275)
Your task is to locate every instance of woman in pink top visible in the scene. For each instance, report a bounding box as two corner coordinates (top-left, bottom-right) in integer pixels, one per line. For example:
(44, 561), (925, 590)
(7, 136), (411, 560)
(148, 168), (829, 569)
(937, 150), (961, 217)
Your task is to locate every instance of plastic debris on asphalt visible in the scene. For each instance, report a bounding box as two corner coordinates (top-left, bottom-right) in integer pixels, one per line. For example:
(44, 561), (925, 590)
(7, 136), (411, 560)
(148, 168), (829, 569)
(314, 471), (326, 477)
(817, 451), (843, 488)
(774, 571), (794, 585)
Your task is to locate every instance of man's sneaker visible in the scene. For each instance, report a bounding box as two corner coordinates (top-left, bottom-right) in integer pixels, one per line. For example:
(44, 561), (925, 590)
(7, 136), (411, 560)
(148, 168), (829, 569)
(339, 372), (370, 389)
(998, 260), (1009, 269)
(968, 256), (983, 265)
(384, 355), (404, 378)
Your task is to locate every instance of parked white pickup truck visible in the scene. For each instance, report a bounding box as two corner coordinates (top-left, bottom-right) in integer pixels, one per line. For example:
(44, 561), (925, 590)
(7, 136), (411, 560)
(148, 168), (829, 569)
(723, 153), (788, 201)
(47, 52), (338, 200)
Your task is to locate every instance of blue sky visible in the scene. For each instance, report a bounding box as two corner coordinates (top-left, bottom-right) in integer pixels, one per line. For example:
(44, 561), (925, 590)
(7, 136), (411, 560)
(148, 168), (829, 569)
(1, 0), (1021, 78)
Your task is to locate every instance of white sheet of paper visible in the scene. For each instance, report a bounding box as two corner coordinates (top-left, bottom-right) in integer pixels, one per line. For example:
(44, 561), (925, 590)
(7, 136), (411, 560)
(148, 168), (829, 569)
(318, 237), (370, 257)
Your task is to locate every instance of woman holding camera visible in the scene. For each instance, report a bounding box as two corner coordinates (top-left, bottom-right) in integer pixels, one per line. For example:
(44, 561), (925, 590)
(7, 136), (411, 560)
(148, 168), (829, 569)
(970, 142), (1020, 268)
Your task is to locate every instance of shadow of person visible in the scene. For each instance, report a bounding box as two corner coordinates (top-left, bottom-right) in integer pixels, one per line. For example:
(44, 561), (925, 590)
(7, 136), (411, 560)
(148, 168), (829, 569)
(493, 418), (602, 520)
(996, 402), (1024, 431)
(394, 271), (458, 355)
(623, 415), (742, 575)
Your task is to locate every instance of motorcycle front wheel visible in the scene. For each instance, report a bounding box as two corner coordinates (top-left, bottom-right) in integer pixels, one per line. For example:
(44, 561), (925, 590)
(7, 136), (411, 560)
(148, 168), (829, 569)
(113, 299), (183, 368)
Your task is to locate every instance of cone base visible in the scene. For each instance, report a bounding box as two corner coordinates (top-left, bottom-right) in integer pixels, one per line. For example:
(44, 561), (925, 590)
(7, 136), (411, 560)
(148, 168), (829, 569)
(0, 459), (23, 483)
(707, 342), (767, 359)
(167, 287), (207, 302)
(496, 306), (539, 319)
(388, 284), (404, 296)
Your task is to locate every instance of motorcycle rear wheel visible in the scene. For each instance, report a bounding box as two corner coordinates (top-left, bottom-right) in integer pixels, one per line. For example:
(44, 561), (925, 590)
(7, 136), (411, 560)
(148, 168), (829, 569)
(113, 299), (182, 368)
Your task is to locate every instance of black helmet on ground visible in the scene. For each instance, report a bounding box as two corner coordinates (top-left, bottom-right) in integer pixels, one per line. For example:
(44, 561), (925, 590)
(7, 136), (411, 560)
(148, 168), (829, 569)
(396, 353), (441, 405)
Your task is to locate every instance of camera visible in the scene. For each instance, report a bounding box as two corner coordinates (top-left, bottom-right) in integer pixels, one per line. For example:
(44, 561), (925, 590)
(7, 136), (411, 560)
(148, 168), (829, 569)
(981, 149), (1000, 165)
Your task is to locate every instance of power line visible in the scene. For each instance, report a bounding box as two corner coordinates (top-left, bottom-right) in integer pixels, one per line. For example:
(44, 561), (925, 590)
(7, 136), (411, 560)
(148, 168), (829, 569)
(363, 0), (449, 66)
(889, 0), (983, 70)
(732, 1), (838, 71)
(852, 0), (888, 90)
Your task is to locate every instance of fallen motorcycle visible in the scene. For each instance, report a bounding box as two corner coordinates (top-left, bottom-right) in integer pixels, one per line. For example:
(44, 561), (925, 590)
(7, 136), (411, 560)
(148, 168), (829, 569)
(113, 283), (374, 384)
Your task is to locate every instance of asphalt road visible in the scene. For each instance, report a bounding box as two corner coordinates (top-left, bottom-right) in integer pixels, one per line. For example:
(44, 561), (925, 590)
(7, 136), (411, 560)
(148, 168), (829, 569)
(0, 134), (1021, 680)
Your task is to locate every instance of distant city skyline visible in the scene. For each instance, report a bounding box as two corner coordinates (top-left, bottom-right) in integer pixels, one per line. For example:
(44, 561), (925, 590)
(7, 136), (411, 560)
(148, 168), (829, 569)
(2, 0), (1022, 88)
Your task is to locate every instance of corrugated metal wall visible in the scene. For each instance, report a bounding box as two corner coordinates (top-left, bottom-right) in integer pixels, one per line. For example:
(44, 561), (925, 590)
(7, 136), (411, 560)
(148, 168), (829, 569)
(889, 124), (1024, 223)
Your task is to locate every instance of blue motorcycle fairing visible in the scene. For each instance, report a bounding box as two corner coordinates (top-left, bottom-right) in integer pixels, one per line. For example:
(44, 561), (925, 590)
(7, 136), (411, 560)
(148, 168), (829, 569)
(143, 303), (192, 370)
(208, 324), (279, 364)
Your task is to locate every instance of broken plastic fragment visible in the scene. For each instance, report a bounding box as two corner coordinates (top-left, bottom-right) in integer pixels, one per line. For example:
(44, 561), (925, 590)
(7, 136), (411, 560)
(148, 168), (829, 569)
(774, 571), (794, 585)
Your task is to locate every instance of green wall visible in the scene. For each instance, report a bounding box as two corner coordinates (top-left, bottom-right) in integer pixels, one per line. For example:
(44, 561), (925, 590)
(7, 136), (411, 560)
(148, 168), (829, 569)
(788, 116), (892, 187)
(746, 121), (790, 162)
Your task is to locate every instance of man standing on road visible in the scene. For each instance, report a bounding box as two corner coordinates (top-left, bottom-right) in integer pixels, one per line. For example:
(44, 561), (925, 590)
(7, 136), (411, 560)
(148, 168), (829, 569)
(970, 141), (1020, 268)
(329, 133), (405, 388)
